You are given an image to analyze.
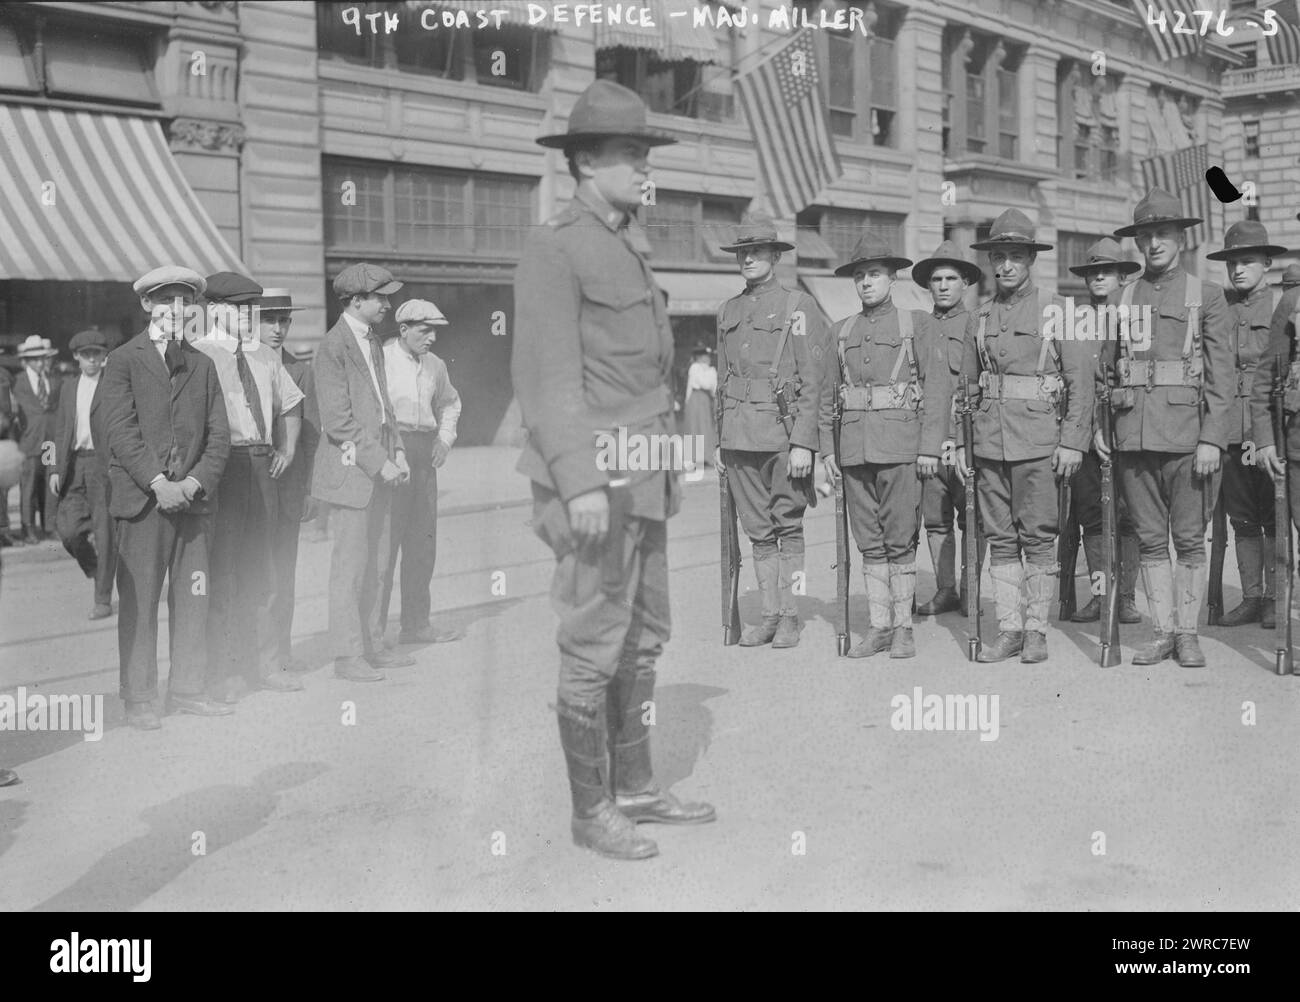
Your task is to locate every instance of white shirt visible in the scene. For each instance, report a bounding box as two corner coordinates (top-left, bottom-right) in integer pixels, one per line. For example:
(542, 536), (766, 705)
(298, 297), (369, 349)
(193, 327), (305, 447)
(685, 360), (717, 399)
(147, 321), (172, 359)
(342, 311), (387, 424)
(74, 371), (99, 450)
(25, 365), (48, 396)
(382, 341), (462, 445)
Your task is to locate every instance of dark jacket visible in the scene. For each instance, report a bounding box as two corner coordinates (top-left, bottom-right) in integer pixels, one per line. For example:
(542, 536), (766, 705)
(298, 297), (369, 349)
(10, 365), (61, 458)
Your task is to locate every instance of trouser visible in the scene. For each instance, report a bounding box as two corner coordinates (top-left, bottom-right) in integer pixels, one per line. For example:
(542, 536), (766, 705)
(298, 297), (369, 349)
(327, 485), (393, 660)
(1119, 450), (1220, 565)
(379, 429), (440, 633)
(20, 454), (49, 530)
(975, 455), (1058, 566)
(54, 450), (116, 606)
(115, 506), (212, 703)
(531, 484), (670, 706)
(1222, 443), (1275, 537)
(843, 461), (922, 563)
(261, 489), (305, 668)
(921, 462), (982, 591)
(1071, 449), (1138, 541)
(725, 448), (808, 616)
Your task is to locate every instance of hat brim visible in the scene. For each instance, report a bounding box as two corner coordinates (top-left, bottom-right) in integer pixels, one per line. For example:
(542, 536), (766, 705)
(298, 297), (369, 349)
(17, 349), (58, 358)
(1068, 259), (1144, 277)
(141, 281), (204, 298)
(718, 239), (796, 253)
(834, 256), (913, 278)
(1205, 243), (1289, 261)
(536, 130), (678, 150)
(912, 258), (983, 287)
(968, 237), (1054, 253)
(1113, 217), (1201, 238)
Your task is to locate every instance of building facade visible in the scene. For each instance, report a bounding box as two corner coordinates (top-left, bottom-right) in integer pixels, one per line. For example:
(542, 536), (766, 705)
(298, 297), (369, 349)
(0, 0), (1293, 444)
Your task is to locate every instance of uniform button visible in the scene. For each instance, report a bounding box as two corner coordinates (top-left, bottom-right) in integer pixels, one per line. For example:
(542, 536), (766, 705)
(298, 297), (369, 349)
(743, 341), (749, 349)
(1000, 349), (1007, 357)
(1154, 284), (1162, 291)
(1000, 324), (1007, 332)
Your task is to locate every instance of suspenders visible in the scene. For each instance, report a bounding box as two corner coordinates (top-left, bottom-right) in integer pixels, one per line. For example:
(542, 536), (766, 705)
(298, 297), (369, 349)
(974, 287), (1062, 401)
(837, 308), (921, 411)
(1117, 276), (1203, 388)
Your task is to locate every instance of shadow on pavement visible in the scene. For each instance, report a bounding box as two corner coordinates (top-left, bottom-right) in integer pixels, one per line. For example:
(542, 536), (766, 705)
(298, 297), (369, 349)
(647, 683), (727, 792)
(0, 796), (28, 860)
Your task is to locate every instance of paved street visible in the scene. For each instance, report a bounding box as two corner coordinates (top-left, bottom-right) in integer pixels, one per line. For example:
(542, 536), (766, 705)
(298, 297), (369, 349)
(1, 449), (1298, 910)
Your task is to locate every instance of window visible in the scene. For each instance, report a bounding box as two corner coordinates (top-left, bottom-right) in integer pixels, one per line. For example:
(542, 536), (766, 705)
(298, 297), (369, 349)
(947, 28), (1022, 161)
(598, 49), (704, 118)
(1244, 120), (1260, 159)
(1057, 59), (1123, 182)
(323, 159), (535, 258)
(0, 12), (159, 106)
(643, 193), (744, 262)
(1057, 232), (1095, 290)
(800, 207), (905, 264)
(819, 2), (900, 147)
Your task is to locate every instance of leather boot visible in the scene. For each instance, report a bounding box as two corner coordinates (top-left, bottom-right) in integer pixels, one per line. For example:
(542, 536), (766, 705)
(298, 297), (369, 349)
(1070, 534), (1104, 623)
(1262, 535), (1277, 629)
(1220, 535), (1264, 626)
(918, 530), (959, 615)
(557, 697), (657, 860)
(1174, 562), (1208, 667)
(978, 562), (1023, 662)
(1021, 563), (1054, 663)
(848, 563), (893, 658)
(739, 545), (781, 646)
(608, 669), (716, 825)
(888, 562), (917, 658)
(1118, 533), (1142, 624)
(771, 614), (802, 648)
(1132, 562), (1176, 665)
(1021, 631), (1048, 663)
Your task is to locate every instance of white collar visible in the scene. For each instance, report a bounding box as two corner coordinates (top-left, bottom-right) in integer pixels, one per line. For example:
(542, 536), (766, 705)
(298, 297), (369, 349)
(198, 325), (250, 353)
(342, 312), (371, 339)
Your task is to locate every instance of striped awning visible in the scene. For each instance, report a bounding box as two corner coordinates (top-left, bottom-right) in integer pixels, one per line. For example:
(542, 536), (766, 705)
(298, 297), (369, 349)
(0, 105), (245, 282)
(405, 1), (558, 31)
(596, 0), (719, 63)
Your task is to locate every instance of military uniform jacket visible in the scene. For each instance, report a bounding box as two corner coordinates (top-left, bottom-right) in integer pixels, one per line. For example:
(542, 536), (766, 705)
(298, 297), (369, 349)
(959, 282), (1093, 462)
(512, 185), (679, 521)
(717, 275), (830, 455)
(832, 300), (949, 466)
(934, 302), (968, 441)
(1095, 267), (1232, 453)
(1224, 285), (1274, 445)
(1249, 286), (1300, 457)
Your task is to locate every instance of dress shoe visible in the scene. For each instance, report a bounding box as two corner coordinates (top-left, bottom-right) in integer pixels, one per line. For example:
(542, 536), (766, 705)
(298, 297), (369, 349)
(1174, 632), (1207, 667)
(398, 624), (463, 644)
(572, 802), (659, 860)
(0, 767), (20, 786)
(366, 650), (415, 669)
(917, 587), (960, 616)
(21, 527), (41, 545)
(615, 787), (716, 825)
(1070, 596), (1101, 623)
(126, 702), (162, 729)
(847, 627), (893, 659)
(771, 614), (802, 648)
(1020, 631), (1048, 663)
(88, 603), (113, 620)
(889, 627), (915, 659)
(283, 657), (314, 674)
(738, 615), (781, 646)
(334, 657), (384, 682)
(257, 672), (304, 692)
(165, 694), (234, 717)
(1118, 597), (1142, 624)
(1261, 599), (1276, 630)
(977, 630), (1024, 663)
(1218, 597), (1262, 627)
(1131, 632), (1176, 665)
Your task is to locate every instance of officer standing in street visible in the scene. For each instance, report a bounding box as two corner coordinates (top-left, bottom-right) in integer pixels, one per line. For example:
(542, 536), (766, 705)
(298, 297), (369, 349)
(959, 209), (1091, 664)
(1205, 221), (1289, 629)
(913, 240), (983, 618)
(1095, 189), (1233, 667)
(832, 235), (950, 659)
(513, 79), (715, 862)
(1065, 238), (1142, 626)
(716, 212), (831, 649)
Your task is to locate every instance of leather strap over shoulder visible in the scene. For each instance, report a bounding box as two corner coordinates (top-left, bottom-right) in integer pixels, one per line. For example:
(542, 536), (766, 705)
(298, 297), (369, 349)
(768, 290), (806, 384)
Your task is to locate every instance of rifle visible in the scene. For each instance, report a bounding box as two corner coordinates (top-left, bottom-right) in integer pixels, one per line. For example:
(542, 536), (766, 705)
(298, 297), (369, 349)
(958, 382), (980, 661)
(1098, 364), (1121, 667)
(1271, 354), (1293, 675)
(1206, 497), (1226, 627)
(832, 382), (850, 656)
(1056, 373), (1078, 621)
(719, 392), (741, 645)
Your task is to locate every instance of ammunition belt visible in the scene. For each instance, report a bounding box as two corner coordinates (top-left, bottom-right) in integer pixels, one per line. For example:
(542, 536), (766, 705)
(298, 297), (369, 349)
(979, 372), (1062, 402)
(841, 383), (919, 412)
(1116, 359), (1201, 389)
(724, 378), (778, 404)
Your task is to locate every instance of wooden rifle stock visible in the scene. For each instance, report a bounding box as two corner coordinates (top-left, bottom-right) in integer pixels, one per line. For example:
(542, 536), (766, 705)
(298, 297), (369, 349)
(1098, 364), (1121, 667)
(959, 383), (980, 661)
(1271, 355), (1293, 675)
(833, 384), (850, 655)
(718, 392), (741, 645)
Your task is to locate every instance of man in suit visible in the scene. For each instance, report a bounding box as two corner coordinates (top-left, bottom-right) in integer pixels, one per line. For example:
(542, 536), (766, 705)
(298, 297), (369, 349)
(11, 335), (61, 544)
(257, 288), (319, 676)
(0, 365), (14, 548)
(312, 263), (414, 682)
(48, 327), (116, 620)
(95, 266), (232, 729)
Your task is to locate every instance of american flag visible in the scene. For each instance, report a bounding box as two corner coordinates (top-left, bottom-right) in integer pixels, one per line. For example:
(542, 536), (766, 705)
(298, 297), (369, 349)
(1238, 5), (1300, 65)
(1140, 143), (1212, 250)
(734, 28), (842, 219)
(1130, 0), (1204, 61)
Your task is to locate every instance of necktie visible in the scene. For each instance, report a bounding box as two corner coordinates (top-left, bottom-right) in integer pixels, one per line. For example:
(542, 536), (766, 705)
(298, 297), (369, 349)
(367, 332), (390, 418)
(235, 337), (268, 443)
(164, 340), (184, 380)
(37, 374), (49, 410)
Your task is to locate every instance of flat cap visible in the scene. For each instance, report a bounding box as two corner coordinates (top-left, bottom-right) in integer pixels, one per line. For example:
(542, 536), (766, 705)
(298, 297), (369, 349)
(394, 299), (448, 326)
(133, 265), (205, 298)
(69, 328), (109, 352)
(205, 271), (264, 304)
(333, 263), (403, 299)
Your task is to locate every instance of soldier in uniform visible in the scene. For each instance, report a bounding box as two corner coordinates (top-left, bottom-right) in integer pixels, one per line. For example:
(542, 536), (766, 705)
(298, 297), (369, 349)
(1274, 263), (1300, 292)
(716, 213), (831, 649)
(913, 240), (983, 617)
(1205, 221), (1289, 628)
(513, 80), (715, 862)
(831, 236), (950, 658)
(1095, 189), (1233, 667)
(958, 210), (1091, 663)
(1064, 238), (1142, 625)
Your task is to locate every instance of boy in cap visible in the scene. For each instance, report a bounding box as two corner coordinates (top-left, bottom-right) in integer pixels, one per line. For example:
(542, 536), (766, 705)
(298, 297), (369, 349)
(313, 262), (414, 682)
(515, 78), (715, 862)
(194, 272), (305, 697)
(831, 235), (950, 659)
(716, 211), (831, 649)
(1065, 239), (1142, 626)
(96, 266), (231, 728)
(379, 298), (463, 646)
(11, 335), (61, 544)
(1204, 221), (1289, 629)
(959, 209), (1092, 664)
(48, 327), (116, 618)
(914, 240), (983, 617)
(1095, 189), (1234, 667)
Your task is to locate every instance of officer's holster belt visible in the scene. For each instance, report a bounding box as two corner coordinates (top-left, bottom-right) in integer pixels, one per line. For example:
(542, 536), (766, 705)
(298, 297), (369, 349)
(841, 384), (918, 412)
(591, 384), (675, 430)
(1118, 360), (1201, 388)
(724, 379), (777, 404)
(980, 373), (1060, 401)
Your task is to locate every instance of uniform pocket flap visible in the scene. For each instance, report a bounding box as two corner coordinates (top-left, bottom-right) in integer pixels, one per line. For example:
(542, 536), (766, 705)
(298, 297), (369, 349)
(1025, 399), (1055, 414)
(1166, 386), (1199, 406)
(584, 283), (652, 311)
